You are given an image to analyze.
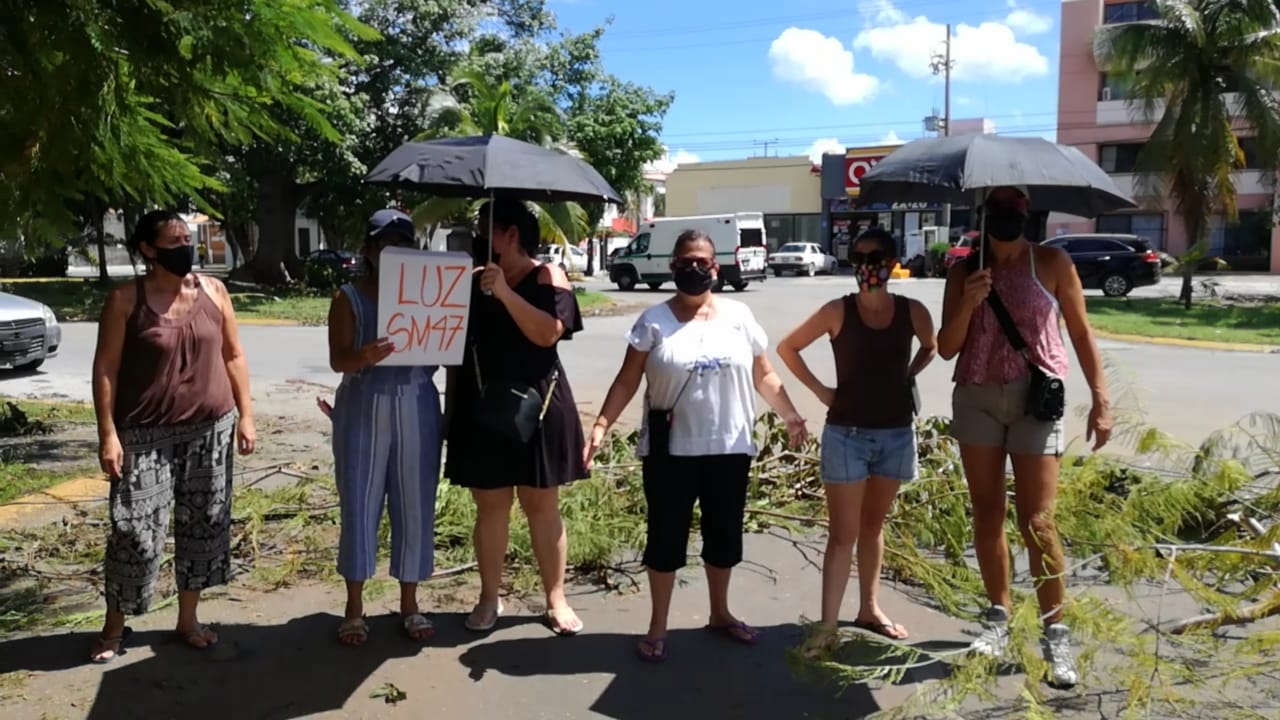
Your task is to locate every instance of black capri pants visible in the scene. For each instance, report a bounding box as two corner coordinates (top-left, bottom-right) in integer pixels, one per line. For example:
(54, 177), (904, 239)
(641, 453), (752, 573)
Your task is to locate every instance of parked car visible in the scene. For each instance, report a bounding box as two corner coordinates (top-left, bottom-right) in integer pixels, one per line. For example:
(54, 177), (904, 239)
(536, 244), (589, 274)
(944, 233), (979, 269)
(767, 242), (838, 277)
(0, 290), (62, 372)
(304, 249), (362, 287)
(1041, 233), (1161, 297)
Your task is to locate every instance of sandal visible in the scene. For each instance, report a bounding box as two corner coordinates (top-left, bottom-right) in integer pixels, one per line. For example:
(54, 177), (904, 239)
(88, 626), (133, 665)
(544, 607), (583, 637)
(635, 636), (668, 663)
(464, 601), (504, 633)
(706, 621), (761, 646)
(402, 613), (434, 642)
(176, 624), (219, 650)
(852, 618), (909, 641)
(337, 617), (369, 646)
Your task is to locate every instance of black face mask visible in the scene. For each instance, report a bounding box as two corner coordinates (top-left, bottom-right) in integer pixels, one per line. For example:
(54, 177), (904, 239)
(149, 244), (193, 277)
(985, 211), (1025, 243)
(673, 264), (714, 296)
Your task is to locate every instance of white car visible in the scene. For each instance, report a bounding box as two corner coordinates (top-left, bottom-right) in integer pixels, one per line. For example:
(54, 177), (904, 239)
(536, 244), (589, 274)
(768, 242), (838, 277)
(0, 290), (61, 372)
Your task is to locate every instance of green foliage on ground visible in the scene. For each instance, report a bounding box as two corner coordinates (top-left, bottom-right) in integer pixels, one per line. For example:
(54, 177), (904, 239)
(0, 400), (96, 505)
(1085, 297), (1280, 346)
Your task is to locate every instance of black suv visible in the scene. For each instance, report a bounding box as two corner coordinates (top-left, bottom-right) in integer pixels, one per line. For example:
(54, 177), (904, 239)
(1041, 233), (1161, 297)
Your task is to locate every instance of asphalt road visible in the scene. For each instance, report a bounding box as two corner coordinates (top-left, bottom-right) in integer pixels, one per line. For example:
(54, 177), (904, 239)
(3, 274), (1277, 449)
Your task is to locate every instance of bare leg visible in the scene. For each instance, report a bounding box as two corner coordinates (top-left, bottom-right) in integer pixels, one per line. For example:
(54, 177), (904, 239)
(91, 609), (130, 662)
(517, 486), (581, 633)
(645, 569), (676, 642)
(820, 482), (866, 628)
(960, 444), (1013, 609)
(469, 488), (514, 626)
(175, 590), (217, 647)
(1010, 454), (1066, 623)
(854, 476), (906, 638)
(339, 581), (366, 646)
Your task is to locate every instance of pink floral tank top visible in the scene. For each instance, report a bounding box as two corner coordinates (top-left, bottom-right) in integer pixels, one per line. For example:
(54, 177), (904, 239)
(954, 249), (1070, 385)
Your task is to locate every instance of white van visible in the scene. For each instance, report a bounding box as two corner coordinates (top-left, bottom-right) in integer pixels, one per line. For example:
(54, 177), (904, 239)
(607, 213), (769, 292)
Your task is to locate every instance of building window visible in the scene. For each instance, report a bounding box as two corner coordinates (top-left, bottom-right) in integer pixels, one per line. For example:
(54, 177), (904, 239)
(1103, 2), (1160, 24)
(1098, 143), (1144, 173)
(1096, 212), (1166, 249)
(1211, 212), (1271, 269)
(1099, 72), (1136, 101)
(1236, 136), (1262, 169)
(765, 213), (821, 251)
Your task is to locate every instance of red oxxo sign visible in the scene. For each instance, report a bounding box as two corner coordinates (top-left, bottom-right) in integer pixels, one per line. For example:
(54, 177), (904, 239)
(844, 146), (898, 197)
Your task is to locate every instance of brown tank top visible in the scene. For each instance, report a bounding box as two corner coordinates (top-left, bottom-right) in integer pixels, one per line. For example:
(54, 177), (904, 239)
(825, 293), (915, 429)
(113, 276), (236, 429)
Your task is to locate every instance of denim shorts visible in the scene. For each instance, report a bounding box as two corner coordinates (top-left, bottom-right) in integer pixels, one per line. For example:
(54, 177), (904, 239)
(820, 425), (918, 484)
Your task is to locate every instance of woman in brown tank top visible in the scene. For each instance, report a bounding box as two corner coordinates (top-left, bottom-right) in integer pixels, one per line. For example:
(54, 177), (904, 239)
(87, 210), (256, 664)
(777, 227), (936, 649)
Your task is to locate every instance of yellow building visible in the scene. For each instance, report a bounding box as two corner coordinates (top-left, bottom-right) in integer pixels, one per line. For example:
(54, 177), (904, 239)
(664, 156), (822, 249)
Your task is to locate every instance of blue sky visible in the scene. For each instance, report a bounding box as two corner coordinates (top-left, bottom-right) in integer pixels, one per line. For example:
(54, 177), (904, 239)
(551, 0), (1063, 169)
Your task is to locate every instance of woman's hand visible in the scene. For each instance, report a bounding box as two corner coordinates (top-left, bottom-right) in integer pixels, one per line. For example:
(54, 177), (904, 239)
(783, 413), (808, 448)
(99, 434), (124, 479)
(1087, 398), (1113, 451)
(237, 415), (257, 455)
(476, 262), (511, 301)
(583, 422), (607, 470)
(359, 337), (395, 367)
(961, 269), (992, 311)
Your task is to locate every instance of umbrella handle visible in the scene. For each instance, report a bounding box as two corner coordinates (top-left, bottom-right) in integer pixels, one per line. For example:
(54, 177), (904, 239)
(976, 188), (987, 270)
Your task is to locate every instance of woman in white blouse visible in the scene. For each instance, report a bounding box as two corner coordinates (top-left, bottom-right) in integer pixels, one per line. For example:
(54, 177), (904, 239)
(585, 229), (808, 663)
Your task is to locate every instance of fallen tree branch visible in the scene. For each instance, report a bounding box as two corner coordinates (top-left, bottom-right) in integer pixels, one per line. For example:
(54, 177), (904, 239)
(746, 508), (827, 525)
(1166, 592), (1280, 635)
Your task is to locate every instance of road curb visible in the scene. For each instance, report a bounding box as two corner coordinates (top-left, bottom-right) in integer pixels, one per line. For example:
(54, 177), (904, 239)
(1093, 329), (1278, 353)
(0, 476), (107, 527)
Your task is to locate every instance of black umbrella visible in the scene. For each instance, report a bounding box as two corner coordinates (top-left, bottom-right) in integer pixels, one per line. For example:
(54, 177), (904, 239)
(363, 134), (624, 205)
(857, 134), (1136, 218)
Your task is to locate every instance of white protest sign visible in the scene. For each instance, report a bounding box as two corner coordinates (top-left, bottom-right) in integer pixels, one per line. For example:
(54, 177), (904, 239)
(375, 247), (472, 366)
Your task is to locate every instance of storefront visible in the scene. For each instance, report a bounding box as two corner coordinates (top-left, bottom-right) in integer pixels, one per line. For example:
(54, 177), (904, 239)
(819, 146), (949, 261)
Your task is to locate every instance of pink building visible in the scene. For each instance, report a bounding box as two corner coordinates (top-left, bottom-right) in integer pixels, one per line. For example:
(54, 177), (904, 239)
(1054, 0), (1280, 273)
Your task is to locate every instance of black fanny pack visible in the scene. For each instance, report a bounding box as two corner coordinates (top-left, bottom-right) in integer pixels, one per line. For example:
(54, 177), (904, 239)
(985, 289), (1065, 422)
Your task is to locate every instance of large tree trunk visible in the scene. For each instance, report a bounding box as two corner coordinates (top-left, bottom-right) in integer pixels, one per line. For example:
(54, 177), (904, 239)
(226, 221), (254, 270)
(235, 172), (303, 286)
(89, 198), (109, 285)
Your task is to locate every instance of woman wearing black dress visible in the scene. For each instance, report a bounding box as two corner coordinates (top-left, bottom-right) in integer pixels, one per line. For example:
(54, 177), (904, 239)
(445, 199), (588, 636)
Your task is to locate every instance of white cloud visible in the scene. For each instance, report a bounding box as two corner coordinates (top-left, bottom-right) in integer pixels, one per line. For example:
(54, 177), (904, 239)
(768, 27), (879, 105)
(805, 138), (846, 163)
(1004, 1), (1053, 35)
(648, 149), (700, 174)
(852, 1), (1050, 83)
(880, 130), (905, 145)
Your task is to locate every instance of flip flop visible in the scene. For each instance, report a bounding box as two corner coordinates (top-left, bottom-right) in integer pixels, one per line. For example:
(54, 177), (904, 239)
(544, 608), (583, 637)
(706, 621), (761, 646)
(635, 637), (667, 663)
(337, 617), (369, 646)
(402, 613), (434, 642)
(463, 601), (504, 633)
(88, 626), (133, 665)
(176, 624), (219, 650)
(852, 618), (910, 641)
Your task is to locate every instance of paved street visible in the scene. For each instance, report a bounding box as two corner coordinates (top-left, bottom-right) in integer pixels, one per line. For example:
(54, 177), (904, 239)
(3, 274), (1277, 449)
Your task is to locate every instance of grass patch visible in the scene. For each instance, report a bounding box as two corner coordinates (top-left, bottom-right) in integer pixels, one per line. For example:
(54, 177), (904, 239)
(1086, 297), (1280, 346)
(0, 462), (88, 505)
(228, 294), (330, 325)
(0, 398), (97, 504)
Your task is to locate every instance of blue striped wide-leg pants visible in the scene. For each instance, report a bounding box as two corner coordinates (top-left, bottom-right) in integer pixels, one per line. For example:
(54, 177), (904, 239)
(332, 379), (442, 583)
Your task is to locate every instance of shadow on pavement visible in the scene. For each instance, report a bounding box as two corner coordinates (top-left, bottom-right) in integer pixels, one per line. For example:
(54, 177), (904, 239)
(0, 611), (511, 720)
(458, 623), (883, 720)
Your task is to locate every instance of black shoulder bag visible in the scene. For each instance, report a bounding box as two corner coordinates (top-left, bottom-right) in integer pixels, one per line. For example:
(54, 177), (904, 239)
(472, 344), (559, 444)
(645, 368), (696, 457)
(985, 290), (1066, 422)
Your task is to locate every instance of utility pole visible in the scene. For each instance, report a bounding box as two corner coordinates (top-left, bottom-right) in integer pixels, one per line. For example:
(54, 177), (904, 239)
(753, 138), (778, 157)
(930, 24), (954, 235)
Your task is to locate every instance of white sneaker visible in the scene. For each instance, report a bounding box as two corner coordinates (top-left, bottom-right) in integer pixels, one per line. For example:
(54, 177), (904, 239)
(970, 605), (1010, 659)
(1041, 623), (1079, 689)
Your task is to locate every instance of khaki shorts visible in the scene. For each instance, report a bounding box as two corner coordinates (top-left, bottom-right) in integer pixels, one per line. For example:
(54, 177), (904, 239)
(951, 379), (1064, 457)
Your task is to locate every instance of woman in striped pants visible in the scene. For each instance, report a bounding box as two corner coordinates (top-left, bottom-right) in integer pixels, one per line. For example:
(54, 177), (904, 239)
(327, 209), (443, 645)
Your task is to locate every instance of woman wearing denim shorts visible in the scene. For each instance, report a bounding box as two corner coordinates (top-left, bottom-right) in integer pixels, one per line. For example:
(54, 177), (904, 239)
(778, 227), (936, 647)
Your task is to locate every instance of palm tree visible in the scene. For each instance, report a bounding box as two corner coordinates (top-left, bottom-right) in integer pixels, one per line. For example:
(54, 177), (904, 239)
(1093, 0), (1280, 307)
(412, 68), (590, 249)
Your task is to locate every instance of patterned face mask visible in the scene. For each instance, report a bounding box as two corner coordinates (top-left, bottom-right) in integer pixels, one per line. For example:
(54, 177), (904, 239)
(849, 250), (893, 291)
